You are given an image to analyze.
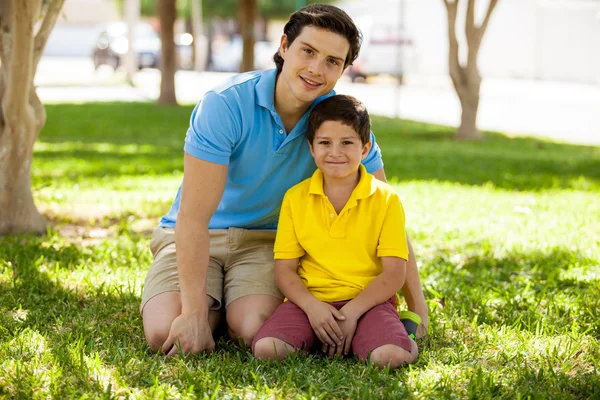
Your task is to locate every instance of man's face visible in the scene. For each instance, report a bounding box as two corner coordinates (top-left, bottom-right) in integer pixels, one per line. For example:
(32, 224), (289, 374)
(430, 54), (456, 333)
(278, 26), (350, 106)
(309, 120), (371, 182)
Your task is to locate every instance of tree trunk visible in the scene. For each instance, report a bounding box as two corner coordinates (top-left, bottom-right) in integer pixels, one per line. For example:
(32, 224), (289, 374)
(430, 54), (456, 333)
(443, 0), (498, 140)
(0, 0), (65, 235)
(239, 0), (257, 72)
(456, 82), (481, 139)
(157, 0), (178, 105)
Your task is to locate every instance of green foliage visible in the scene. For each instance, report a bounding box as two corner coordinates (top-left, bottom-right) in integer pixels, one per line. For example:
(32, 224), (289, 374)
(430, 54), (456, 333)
(116, 0), (333, 20)
(1, 102), (598, 398)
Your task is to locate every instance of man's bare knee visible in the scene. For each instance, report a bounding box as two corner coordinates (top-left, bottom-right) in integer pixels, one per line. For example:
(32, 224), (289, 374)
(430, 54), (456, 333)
(227, 319), (262, 347)
(145, 325), (170, 352)
(226, 295), (281, 347)
(141, 292), (182, 352)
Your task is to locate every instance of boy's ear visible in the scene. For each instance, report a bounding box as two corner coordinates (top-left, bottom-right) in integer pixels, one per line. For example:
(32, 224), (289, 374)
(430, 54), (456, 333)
(307, 139), (315, 156)
(361, 140), (372, 160)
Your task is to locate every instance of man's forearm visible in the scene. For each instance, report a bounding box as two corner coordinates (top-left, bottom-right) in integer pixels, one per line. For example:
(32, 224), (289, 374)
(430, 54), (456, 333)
(175, 219), (210, 316)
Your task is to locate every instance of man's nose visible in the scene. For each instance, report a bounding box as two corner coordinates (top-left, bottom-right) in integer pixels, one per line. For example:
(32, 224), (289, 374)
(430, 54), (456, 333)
(308, 58), (323, 76)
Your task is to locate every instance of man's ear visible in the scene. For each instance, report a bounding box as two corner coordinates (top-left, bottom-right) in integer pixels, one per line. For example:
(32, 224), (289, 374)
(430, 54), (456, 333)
(279, 34), (289, 59)
(361, 140), (372, 160)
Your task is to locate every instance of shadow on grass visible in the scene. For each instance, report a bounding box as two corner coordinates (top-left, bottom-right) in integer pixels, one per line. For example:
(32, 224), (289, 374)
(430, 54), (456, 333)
(0, 234), (146, 397)
(424, 245), (600, 337)
(372, 117), (599, 191)
(36, 103), (600, 191)
(0, 234), (419, 398)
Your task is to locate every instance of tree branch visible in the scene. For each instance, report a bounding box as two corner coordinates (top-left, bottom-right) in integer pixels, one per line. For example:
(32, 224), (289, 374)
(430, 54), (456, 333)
(479, 0), (499, 38)
(32, 0), (65, 70)
(445, 0), (465, 96)
(0, 0), (14, 67)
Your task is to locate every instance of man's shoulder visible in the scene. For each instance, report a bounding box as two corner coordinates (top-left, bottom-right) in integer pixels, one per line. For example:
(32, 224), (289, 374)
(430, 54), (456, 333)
(210, 70), (264, 96)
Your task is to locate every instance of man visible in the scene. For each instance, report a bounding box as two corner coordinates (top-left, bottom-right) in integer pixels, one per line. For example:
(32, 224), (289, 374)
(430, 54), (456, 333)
(140, 4), (428, 356)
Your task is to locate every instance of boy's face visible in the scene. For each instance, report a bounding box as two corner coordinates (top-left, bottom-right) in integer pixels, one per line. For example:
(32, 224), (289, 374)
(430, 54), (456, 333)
(278, 26), (349, 107)
(309, 121), (371, 182)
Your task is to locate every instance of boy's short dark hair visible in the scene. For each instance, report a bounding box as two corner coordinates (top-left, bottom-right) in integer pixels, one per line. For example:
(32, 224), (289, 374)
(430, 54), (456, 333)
(273, 4), (362, 73)
(306, 95), (371, 145)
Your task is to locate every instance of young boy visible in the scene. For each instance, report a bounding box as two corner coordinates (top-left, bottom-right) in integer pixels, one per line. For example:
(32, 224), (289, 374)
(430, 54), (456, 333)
(252, 95), (418, 368)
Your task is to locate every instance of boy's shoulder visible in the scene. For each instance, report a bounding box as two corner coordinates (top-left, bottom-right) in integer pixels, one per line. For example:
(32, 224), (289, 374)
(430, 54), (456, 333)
(285, 176), (313, 200)
(367, 175), (402, 204)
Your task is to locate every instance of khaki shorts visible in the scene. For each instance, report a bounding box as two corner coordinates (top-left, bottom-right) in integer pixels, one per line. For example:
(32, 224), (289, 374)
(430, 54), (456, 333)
(140, 226), (283, 313)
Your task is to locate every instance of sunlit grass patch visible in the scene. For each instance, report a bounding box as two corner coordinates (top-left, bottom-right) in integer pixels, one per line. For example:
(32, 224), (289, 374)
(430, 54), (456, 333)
(0, 102), (598, 398)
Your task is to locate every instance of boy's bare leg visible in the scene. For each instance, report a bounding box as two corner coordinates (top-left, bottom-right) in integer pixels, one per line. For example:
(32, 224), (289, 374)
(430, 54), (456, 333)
(253, 337), (298, 361)
(369, 340), (418, 369)
(403, 238), (429, 338)
(226, 294), (282, 347)
(142, 292), (221, 352)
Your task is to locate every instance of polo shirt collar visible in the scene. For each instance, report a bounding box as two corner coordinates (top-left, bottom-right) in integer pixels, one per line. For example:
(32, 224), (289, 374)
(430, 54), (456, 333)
(256, 68), (278, 111)
(308, 164), (377, 200)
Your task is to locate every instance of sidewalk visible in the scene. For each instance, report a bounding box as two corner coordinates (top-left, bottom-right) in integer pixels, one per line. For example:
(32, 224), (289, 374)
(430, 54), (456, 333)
(36, 57), (599, 146)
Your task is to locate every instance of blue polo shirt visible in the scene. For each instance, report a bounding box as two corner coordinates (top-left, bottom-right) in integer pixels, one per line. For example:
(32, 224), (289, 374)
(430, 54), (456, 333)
(160, 69), (384, 230)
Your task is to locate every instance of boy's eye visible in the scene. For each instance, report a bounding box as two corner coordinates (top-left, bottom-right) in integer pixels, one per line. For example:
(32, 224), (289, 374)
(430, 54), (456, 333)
(342, 141), (354, 145)
(318, 141), (329, 145)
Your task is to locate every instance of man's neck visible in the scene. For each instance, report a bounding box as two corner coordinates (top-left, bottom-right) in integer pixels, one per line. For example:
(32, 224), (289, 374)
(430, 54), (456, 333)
(274, 74), (311, 133)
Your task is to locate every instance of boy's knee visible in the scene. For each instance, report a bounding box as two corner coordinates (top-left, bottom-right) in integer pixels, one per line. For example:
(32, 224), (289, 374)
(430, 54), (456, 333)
(369, 342), (418, 369)
(252, 337), (294, 361)
(253, 337), (279, 360)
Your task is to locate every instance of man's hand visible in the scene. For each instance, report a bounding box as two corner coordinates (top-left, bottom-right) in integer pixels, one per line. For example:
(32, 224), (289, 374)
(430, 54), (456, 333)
(304, 299), (345, 348)
(161, 312), (215, 357)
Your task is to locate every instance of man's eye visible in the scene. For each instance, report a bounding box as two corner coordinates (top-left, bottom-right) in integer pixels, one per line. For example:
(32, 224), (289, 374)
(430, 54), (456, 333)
(303, 48), (313, 54)
(328, 59), (339, 66)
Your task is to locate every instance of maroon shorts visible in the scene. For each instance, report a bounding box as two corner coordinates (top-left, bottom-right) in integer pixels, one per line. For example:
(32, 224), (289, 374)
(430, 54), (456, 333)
(252, 297), (412, 360)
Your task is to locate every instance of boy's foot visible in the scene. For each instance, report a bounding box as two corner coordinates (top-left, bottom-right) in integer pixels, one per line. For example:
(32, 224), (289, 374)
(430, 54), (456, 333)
(400, 310), (422, 340)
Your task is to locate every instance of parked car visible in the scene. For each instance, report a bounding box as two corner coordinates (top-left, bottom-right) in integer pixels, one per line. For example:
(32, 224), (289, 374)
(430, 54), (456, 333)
(92, 22), (193, 71)
(211, 35), (278, 72)
(346, 17), (415, 83)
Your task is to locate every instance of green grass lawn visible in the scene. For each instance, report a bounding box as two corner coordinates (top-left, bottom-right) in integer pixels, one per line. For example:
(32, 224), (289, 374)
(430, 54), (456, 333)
(1, 102), (599, 399)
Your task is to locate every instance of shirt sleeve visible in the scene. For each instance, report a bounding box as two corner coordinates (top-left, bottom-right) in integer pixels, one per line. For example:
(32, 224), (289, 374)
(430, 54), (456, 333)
(183, 91), (241, 165)
(361, 130), (384, 173)
(377, 192), (409, 260)
(274, 192), (305, 260)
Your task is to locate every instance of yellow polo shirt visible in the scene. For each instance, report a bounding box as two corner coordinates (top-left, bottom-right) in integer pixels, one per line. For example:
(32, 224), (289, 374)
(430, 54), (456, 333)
(274, 164), (408, 302)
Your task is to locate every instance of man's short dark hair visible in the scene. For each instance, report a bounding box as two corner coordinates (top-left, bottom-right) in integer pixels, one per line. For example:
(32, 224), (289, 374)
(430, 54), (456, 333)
(273, 4), (362, 73)
(307, 95), (371, 145)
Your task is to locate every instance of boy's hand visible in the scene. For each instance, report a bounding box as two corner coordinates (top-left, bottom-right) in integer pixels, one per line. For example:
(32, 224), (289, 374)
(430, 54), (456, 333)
(335, 311), (359, 356)
(305, 299), (345, 347)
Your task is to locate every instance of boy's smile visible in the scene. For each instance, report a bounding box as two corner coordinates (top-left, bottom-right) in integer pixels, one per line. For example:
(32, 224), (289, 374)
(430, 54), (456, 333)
(309, 120), (372, 184)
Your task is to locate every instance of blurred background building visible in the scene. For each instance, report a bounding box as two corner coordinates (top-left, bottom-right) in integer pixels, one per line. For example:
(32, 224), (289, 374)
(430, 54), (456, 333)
(45, 0), (600, 84)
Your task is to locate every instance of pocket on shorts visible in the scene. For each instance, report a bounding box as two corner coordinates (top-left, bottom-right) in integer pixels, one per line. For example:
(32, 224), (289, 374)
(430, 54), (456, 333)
(150, 227), (176, 256)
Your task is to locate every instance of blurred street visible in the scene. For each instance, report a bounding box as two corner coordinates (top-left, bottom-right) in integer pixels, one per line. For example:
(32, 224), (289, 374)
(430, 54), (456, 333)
(36, 56), (599, 146)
